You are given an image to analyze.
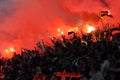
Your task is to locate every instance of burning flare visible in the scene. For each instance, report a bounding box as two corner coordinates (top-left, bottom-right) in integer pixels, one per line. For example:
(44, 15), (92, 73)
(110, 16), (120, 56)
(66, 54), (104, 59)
(87, 26), (95, 33)
(58, 28), (61, 32)
(61, 31), (64, 35)
(9, 48), (15, 52)
(3, 47), (16, 59)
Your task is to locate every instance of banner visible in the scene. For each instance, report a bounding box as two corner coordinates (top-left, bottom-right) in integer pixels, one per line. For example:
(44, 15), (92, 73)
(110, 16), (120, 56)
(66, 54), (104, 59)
(56, 71), (80, 80)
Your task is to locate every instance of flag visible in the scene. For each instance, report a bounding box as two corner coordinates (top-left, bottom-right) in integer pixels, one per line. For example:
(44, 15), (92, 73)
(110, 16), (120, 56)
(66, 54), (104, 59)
(99, 10), (113, 18)
(68, 31), (74, 35)
(36, 41), (45, 53)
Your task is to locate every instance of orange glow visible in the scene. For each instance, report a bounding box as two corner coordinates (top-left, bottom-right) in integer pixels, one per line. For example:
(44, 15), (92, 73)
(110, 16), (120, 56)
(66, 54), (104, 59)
(3, 46), (16, 59)
(87, 26), (95, 33)
(0, 0), (120, 58)
(10, 48), (15, 52)
(57, 27), (65, 35)
(5, 49), (9, 53)
(61, 31), (64, 35)
(75, 27), (78, 32)
(68, 27), (79, 32)
(58, 28), (61, 32)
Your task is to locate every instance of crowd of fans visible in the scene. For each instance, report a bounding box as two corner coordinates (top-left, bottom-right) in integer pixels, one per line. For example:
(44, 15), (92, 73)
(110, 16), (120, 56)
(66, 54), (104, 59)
(0, 24), (120, 80)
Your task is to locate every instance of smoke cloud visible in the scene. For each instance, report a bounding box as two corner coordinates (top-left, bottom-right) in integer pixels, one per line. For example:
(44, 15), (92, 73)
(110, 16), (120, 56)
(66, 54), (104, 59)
(0, 0), (120, 53)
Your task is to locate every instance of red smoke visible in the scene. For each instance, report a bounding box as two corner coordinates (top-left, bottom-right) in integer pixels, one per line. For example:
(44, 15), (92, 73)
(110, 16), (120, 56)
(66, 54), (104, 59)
(0, 0), (120, 57)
